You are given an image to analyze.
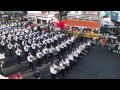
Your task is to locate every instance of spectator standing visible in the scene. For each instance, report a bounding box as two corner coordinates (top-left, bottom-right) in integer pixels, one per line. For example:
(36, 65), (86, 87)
(15, 72), (23, 79)
(33, 68), (41, 79)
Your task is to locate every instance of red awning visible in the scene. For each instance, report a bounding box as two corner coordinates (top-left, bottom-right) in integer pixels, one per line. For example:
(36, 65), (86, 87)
(64, 19), (100, 29)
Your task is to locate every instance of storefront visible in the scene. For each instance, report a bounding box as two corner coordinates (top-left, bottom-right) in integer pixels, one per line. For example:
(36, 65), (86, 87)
(64, 19), (100, 39)
(27, 11), (58, 25)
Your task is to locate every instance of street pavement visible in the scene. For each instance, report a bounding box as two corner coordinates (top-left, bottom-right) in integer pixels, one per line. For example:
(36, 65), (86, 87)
(65, 45), (120, 79)
(2, 43), (120, 79)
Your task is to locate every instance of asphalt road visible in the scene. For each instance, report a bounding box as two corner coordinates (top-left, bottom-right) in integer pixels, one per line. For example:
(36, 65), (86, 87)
(2, 43), (120, 79)
(65, 45), (120, 79)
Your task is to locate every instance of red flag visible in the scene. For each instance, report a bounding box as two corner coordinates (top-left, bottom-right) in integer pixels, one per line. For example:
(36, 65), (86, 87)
(56, 21), (61, 27)
(56, 20), (66, 29)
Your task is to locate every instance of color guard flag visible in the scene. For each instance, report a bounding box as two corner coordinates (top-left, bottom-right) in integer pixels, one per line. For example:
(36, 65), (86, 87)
(56, 20), (66, 29)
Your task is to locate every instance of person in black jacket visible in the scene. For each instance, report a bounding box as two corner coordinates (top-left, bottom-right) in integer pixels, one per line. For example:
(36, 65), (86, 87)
(33, 68), (41, 79)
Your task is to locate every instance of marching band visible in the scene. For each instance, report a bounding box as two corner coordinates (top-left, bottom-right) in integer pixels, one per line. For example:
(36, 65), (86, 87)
(49, 34), (92, 79)
(0, 20), (93, 79)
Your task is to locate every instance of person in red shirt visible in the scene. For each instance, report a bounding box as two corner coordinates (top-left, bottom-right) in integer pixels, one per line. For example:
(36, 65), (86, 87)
(15, 72), (23, 79)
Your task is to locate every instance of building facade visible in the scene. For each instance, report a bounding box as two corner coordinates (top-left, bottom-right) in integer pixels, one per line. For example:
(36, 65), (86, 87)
(67, 11), (100, 21)
(27, 11), (58, 24)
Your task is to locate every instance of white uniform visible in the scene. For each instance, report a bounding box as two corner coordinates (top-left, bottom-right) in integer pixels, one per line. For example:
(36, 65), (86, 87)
(49, 47), (55, 53)
(22, 40), (26, 46)
(50, 66), (57, 74)
(24, 45), (30, 52)
(14, 43), (19, 48)
(31, 43), (36, 49)
(7, 43), (13, 49)
(56, 46), (60, 51)
(54, 36), (57, 40)
(1, 41), (5, 46)
(15, 49), (22, 56)
(63, 42), (67, 47)
(67, 54), (74, 61)
(65, 59), (70, 66)
(71, 36), (75, 42)
(42, 48), (48, 55)
(25, 35), (28, 40)
(36, 52), (42, 59)
(59, 62), (65, 70)
(73, 52), (78, 57)
(81, 45), (85, 50)
(14, 36), (18, 42)
(19, 36), (23, 41)
(27, 55), (33, 62)
(28, 39), (32, 45)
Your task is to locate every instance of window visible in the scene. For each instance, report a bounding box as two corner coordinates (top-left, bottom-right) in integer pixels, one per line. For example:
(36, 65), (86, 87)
(42, 20), (47, 24)
(37, 19), (41, 24)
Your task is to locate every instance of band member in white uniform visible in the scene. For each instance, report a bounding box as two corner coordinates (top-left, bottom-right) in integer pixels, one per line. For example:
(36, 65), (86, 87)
(7, 42), (13, 56)
(14, 42), (20, 49)
(50, 64), (57, 79)
(64, 58), (70, 74)
(19, 35), (23, 45)
(27, 53), (34, 71)
(66, 38), (71, 53)
(50, 62), (58, 79)
(56, 44), (60, 59)
(49, 45), (55, 60)
(42, 46), (48, 64)
(36, 50), (43, 66)
(92, 36), (96, 48)
(67, 53), (77, 70)
(59, 60), (65, 78)
(31, 42), (36, 55)
(73, 49), (79, 63)
(15, 47), (22, 64)
(81, 43), (88, 54)
(86, 40), (91, 52)
(1, 40), (5, 51)
(63, 41), (67, 55)
(24, 44), (30, 59)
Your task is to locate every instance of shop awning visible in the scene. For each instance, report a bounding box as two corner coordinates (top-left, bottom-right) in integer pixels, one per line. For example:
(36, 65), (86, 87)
(64, 19), (100, 29)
